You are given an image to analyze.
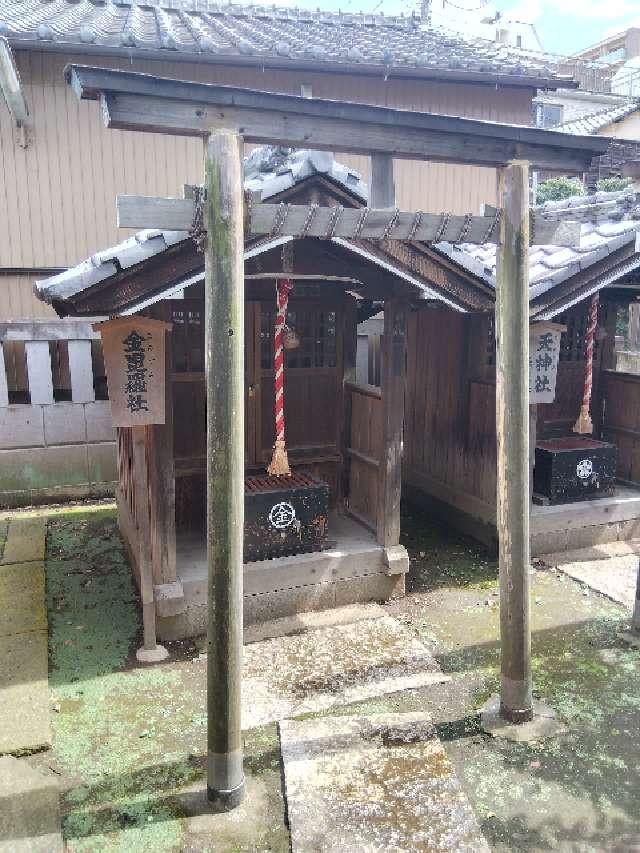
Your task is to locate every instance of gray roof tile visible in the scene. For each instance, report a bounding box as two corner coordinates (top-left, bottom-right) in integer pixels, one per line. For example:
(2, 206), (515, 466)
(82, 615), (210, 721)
(440, 190), (640, 298)
(556, 99), (639, 135)
(0, 0), (570, 84)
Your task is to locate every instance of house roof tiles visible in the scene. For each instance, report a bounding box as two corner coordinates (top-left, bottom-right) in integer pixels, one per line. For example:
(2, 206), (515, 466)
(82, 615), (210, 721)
(0, 0), (570, 86)
(556, 99), (639, 135)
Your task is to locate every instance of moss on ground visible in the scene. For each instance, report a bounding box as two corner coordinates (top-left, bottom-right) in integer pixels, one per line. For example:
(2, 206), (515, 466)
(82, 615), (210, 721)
(34, 500), (640, 851)
(44, 506), (289, 853)
(401, 503), (498, 592)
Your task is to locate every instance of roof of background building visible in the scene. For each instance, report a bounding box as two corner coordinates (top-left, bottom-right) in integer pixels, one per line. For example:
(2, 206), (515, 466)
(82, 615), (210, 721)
(0, 0), (572, 87)
(436, 190), (640, 314)
(556, 99), (639, 135)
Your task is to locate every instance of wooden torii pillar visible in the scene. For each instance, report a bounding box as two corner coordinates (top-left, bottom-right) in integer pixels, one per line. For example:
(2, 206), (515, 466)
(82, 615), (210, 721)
(64, 63), (609, 805)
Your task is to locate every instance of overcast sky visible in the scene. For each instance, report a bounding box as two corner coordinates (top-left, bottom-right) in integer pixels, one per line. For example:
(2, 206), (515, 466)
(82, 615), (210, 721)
(281, 0), (639, 57)
(494, 0), (640, 55)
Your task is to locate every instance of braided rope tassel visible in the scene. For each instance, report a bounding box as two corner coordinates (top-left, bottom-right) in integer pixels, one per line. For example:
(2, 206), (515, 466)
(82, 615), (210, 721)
(573, 292), (600, 435)
(267, 278), (294, 476)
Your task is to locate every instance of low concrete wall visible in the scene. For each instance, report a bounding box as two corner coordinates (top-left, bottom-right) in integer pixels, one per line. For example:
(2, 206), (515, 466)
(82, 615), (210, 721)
(0, 401), (116, 507)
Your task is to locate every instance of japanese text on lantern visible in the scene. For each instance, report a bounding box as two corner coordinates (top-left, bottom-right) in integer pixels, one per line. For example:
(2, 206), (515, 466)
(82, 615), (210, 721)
(529, 323), (565, 405)
(92, 317), (172, 427)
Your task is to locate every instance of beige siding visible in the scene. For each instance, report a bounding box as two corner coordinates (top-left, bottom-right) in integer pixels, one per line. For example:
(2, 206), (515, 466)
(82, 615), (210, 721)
(1, 50), (534, 275)
(602, 112), (640, 140)
(0, 275), (58, 321)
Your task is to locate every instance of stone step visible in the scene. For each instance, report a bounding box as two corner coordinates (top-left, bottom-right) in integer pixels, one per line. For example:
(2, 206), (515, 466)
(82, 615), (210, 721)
(0, 756), (63, 853)
(540, 538), (640, 568)
(280, 712), (489, 853)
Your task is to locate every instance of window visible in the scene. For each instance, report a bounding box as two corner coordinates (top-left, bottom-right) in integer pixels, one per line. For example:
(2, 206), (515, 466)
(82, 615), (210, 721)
(171, 304), (204, 372)
(261, 307), (337, 370)
(534, 103), (563, 129)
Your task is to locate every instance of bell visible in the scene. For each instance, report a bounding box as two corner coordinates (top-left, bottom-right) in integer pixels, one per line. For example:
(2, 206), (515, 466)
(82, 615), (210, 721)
(283, 325), (300, 350)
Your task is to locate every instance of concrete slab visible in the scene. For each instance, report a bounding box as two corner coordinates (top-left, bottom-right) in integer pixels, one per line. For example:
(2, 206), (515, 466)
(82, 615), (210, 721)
(549, 554), (638, 611)
(479, 696), (568, 742)
(243, 603), (387, 644)
(279, 712), (490, 853)
(241, 615), (449, 730)
(0, 632), (51, 754)
(0, 561), (45, 599)
(0, 518), (46, 565)
(0, 756), (63, 852)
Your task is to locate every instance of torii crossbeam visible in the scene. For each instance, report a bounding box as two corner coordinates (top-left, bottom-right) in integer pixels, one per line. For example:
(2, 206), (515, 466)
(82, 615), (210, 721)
(64, 63), (610, 811)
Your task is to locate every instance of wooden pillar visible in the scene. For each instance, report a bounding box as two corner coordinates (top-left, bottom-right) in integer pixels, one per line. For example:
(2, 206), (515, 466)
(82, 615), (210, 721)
(204, 130), (245, 811)
(340, 295), (358, 506)
(495, 161), (533, 723)
(529, 404), (537, 504)
(148, 329), (177, 586)
(370, 153), (395, 208)
(132, 425), (167, 662)
(377, 296), (407, 548)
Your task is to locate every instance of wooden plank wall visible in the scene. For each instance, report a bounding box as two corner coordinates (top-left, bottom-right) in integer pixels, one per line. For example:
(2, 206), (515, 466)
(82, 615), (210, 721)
(348, 384), (383, 528)
(404, 306), (497, 515)
(601, 370), (640, 485)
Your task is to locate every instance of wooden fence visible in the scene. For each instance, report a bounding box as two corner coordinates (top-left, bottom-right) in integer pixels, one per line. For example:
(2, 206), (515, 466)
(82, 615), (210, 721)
(346, 382), (383, 530)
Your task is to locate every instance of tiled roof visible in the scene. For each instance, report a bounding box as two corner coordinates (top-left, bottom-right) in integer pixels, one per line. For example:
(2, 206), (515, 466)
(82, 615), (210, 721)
(436, 190), (640, 311)
(244, 147), (368, 203)
(556, 100), (639, 135)
(0, 0), (568, 85)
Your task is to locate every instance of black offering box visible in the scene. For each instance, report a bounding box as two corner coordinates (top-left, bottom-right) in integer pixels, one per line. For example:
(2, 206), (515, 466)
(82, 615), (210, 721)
(244, 472), (329, 561)
(533, 437), (617, 505)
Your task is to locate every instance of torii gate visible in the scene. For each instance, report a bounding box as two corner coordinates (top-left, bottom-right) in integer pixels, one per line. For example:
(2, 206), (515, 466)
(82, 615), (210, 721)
(65, 64), (609, 811)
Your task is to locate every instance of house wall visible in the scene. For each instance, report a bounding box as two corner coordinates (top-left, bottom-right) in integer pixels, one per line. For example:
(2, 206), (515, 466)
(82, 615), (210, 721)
(602, 112), (640, 140)
(0, 49), (535, 320)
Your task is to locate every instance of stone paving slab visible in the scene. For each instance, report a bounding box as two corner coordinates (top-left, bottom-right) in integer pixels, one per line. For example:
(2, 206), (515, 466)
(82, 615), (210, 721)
(279, 712), (490, 853)
(0, 756), (63, 852)
(242, 615), (449, 729)
(548, 554), (637, 610)
(0, 518), (46, 566)
(0, 517), (50, 755)
(0, 632), (51, 755)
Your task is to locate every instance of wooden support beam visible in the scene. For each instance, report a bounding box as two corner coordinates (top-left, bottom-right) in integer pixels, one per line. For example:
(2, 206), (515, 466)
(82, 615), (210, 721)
(132, 425), (167, 663)
(370, 153), (395, 208)
(495, 160), (533, 724)
(204, 130), (245, 811)
(377, 297), (408, 548)
(117, 195), (582, 247)
(66, 65), (608, 171)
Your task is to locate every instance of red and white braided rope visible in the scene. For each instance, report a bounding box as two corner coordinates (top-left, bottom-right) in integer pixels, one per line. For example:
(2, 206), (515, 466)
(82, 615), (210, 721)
(273, 278), (293, 446)
(573, 292), (599, 434)
(581, 293), (599, 412)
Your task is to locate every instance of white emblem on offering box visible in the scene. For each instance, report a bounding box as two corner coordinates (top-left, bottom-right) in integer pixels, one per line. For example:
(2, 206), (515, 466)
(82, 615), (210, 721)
(576, 459), (593, 480)
(529, 322), (565, 405)
(269, 502), (296, 530)
(92, 316), (172, 427)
